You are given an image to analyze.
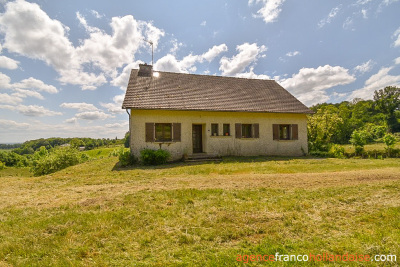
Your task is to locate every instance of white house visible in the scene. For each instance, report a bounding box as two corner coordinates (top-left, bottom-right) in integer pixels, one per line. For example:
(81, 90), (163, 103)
(122, 64), (313, 161)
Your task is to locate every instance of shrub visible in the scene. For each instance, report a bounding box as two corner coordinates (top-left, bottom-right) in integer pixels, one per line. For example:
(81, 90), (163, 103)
(0, 161), (5, 170)
(383, 133), (397, 157)
(329, 144), (345, 158)
(0, 151), (29, 167)
(140, 148), (171, 165)
(350, 130), (367, 156)
(31, 147), (87, 176)
(118, 148), (136, 167)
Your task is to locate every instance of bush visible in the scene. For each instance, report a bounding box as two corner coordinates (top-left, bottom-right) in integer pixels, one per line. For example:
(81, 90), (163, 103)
(118, 148), (136, 167)
(140, 148), (171, 165)
(0, 161), (5, 170)
(350, 130), (367, 156)
(0, 151), (29, 167)
(329, 144), (345, 158)
(31, 147), (87, 176)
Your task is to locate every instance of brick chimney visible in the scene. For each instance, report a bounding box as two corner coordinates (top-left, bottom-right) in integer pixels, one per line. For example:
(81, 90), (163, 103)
(138, 63), (153, 77)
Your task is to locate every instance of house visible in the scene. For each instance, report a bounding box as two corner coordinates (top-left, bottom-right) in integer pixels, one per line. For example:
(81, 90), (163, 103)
(122, 64), (313, 161)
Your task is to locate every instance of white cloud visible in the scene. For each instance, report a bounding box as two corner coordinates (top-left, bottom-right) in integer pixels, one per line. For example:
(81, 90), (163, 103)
(0, 0), (165, 90)
(99, 93), (126, 115)
(249, 0), (286, 24)
(202, 44), (228, 62)
(200, 21), (206, 26)
(0, 93), (23, 104)
(0, 119), (29, 130)
(91, 10), (103, 19)
(318, 5), (342, 28)
(393, 27), (400, 47)
(65, 117), (78, 124)
(361, 9), (368, 19)
(394, 57), (400, 65)
(0, 72), (12, 88)
(286, 51), (300, 57)
(105, 122), (129, 128)
(279, 65), (356, 106)
(349, 66), (400, 100)
(155, 44), (228, 73)
(169, 38), (184, 54)
(235, 67), (271, 79)
(354, 60), (375, 74)
(0, 104), (62, 116)
(60, 102), (99, 112)
(0, 55), (19, 69)
(12, 89), (44, 100)
(219, 43), (267, 76)
(13, 77), (58, 93)
(75, 111), (113, 120)
(111, 61), (143, 89)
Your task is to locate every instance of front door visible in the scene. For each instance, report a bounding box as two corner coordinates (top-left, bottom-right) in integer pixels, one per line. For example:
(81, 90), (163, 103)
(192, 124), (203, 153)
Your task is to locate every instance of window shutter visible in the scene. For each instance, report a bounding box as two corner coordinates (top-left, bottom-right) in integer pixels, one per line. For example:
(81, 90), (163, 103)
(291, 124), (298, 140)
(145, 123), (154, 142)
(235, 123), (242, 139)
(253, 123), (259, 138)
(273, 124), (279, 140)
(172, 123), (181, 142)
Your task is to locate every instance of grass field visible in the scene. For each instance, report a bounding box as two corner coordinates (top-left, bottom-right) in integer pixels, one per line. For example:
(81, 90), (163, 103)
(0, 153), (399, 266)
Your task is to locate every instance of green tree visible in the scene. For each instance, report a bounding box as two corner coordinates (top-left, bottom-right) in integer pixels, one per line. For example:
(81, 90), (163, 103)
(123, 132), (130, 148)
(383, 133), (396, 156)
(373, 86), (400, 132)
(350, 130), (367, 156)
(307, 108), (343, 151)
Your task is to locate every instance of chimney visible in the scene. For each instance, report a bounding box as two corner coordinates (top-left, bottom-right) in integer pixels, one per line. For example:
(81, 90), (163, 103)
(138, 63), (153, 77)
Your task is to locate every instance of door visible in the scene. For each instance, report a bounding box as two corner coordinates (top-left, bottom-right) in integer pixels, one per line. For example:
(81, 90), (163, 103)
(192, 124), (203, 153)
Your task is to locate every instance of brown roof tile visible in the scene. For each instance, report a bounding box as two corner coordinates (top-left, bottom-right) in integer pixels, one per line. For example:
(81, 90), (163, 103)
(122, 70), (313, 114)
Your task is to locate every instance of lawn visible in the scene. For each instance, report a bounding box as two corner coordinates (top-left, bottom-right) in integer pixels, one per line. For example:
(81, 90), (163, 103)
(0, 155), (399, 266)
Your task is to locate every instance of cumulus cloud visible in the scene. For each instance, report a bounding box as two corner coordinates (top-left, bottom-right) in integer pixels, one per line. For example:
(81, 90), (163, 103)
(219, 43), (266, 76)
(279, 65), (356, 106)
(0, 0), (165, 90)
(100, 94), (126, 114)
(111, 61), (143, 89)
(353, 60), (375, 74)
(154, 44), (228, 73)
(235, 67), (271, 80)
(286, 51), (300, 57)
(249, 0), (286, 24)
(0, 93), (23, 104)
(318, 5), (342, 28)
(0, 104), (62, 116)
(394, 57), (400, 65)
(0, 119), (29, 130)
(0, 55), (19, 69)
(349, 66), (400, 100)
(12, 89), (44, 100)
(75, 111), (113, 120)
(13, 77), (58, 93)
(60, 102), (99, 112)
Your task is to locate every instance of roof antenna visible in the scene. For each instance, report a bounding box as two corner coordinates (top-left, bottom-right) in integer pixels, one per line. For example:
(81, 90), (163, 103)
(144, 40), (154, 66)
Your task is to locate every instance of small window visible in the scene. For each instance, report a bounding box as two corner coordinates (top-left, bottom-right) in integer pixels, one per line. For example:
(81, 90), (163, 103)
(223, 124), (230, 136)
(211, 123), (219, 136)
(279, 125), (290, 140)
(242, 124), (252, 138)
(155, 123), (172, 142)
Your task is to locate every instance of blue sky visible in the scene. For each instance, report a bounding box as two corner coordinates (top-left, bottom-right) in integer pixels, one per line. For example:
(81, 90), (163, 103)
(0, 0), (399, 143)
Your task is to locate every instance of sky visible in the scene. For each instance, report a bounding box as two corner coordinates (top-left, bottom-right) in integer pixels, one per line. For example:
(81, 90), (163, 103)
(0, 0), (399, 143)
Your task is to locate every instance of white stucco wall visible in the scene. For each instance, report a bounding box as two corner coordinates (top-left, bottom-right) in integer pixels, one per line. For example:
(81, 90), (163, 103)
(129, 109), (308, 160)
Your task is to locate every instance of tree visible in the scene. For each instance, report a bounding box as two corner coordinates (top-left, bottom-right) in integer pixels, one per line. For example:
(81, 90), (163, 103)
(373, 86), (400, 132)
(123, 132), (130, 148)
(383, 133), (396, 156)
(350, 130), (367, 156)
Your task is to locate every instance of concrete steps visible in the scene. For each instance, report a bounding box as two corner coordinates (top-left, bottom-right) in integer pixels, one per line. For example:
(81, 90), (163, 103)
(185, 153), (222, 162)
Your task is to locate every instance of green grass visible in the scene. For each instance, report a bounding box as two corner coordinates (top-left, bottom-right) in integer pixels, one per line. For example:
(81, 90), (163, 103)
(0, 156), (399, 266)
(341, 142), (400, 153)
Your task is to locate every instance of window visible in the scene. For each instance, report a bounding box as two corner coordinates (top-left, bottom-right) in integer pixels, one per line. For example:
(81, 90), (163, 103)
(155, 123), (172, 141)
(273, 124), (298, 141)
(242, 124), (252, 138)
(223, 124), (230, 136)
(211, 123), (219, 136)
(235, 123), (259, 139)
(145, 123), (181, 142)
(279, 124), (290, 140)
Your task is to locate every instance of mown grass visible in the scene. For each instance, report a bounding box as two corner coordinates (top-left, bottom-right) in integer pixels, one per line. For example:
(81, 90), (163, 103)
(341, 142), (400, 153)
(0, 155), (399, 266)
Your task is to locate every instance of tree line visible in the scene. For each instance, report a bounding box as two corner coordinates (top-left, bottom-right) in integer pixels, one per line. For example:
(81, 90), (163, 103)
(308, 86), (400, 154)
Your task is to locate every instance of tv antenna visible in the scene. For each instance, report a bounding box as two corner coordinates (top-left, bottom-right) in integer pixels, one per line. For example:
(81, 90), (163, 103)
(144, 40), (154, 66)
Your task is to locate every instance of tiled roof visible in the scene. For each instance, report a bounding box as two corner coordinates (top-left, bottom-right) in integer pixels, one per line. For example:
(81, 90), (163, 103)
(122, 69), (313, 114)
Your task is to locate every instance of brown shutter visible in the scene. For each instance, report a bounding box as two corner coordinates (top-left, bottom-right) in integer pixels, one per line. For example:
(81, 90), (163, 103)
(235, 123), (242, 139)
(253, 123), (259, 138)
(273, 124), (279, 140)
(145, 123), (154, 142)
(291, 124), (298, 140)
(172, 123), (181, 142)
